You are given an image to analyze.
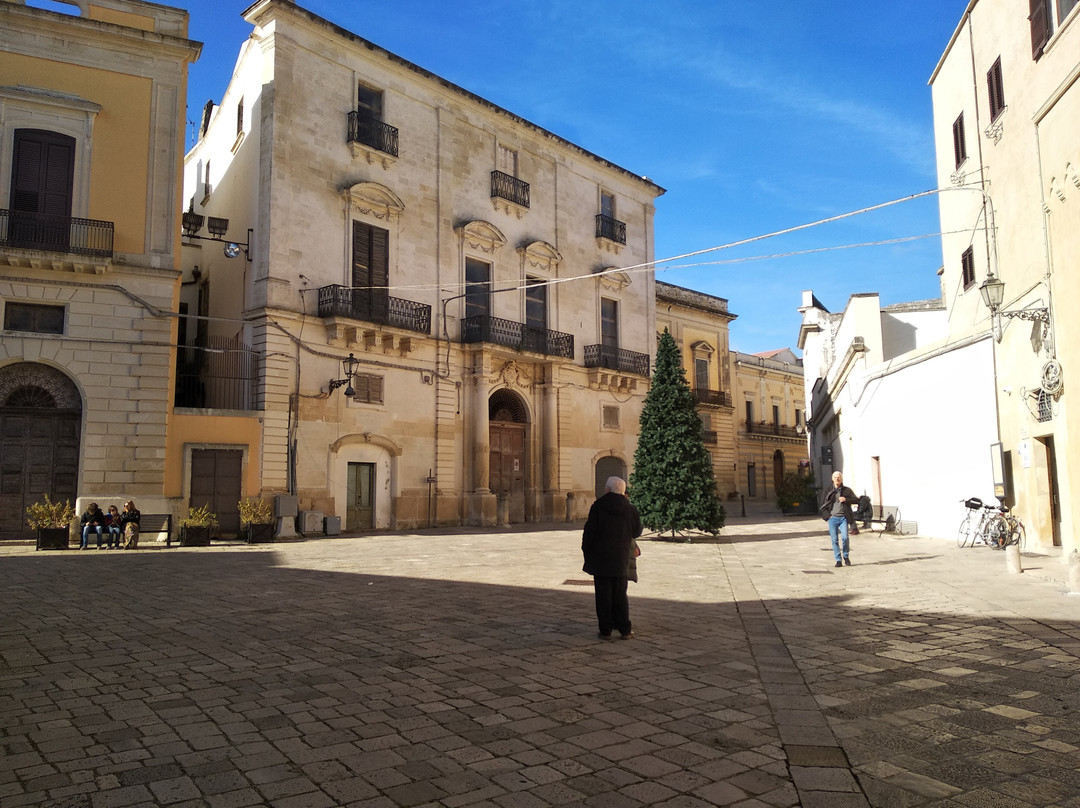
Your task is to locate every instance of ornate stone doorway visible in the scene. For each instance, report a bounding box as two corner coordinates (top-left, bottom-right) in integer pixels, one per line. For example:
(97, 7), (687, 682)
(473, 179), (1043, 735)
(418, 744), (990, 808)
(0, 363), (81, 537)
(489, 388), (528, 523)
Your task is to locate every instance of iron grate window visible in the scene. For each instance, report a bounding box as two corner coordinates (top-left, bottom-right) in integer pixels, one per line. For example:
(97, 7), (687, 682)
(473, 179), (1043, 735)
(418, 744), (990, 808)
(4, 302), (65, 334)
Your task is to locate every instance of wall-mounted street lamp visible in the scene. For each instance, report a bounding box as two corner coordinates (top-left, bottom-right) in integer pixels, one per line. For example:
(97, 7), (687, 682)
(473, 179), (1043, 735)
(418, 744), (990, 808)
(329, 352), (360, 397)
(978, 275), (1050, 343)
(182, 210), (251, 261)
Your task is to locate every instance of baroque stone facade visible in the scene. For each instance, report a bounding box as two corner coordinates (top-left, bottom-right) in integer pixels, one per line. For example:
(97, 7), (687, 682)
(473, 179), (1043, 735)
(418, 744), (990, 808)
(180, 0), (663, 530)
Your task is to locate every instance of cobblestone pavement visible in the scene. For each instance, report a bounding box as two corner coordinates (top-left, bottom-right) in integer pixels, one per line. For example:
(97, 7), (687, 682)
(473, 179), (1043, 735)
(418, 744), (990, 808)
(2, 515), (1079, 808)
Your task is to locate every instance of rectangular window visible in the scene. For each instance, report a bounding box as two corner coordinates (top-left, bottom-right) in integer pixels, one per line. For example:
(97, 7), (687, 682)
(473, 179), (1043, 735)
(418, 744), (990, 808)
(600, 190), (615, 219)
(525, 277), (546, 331)
(4, 302), (65, 334)
(745, 400), (754, 425)
(497, 144), (518, 176)
(694, 358), (709, 390)
(1031, 0), (1051, 57)
(357, 85), (383, 120)
(352, 222), (390, 321)
(987, 58), (1005, 120)
(236, 97), (244, 136)
(961, 246), (976, 289)
(351, 373), (384, 405)
(465, 258), (491, 319)
(600, 298), (618, 348)
(772, 405), (780, 426)
(952, 113), (967, 168)
(602, 405), (620, 429)
(795, 408), (802, 428)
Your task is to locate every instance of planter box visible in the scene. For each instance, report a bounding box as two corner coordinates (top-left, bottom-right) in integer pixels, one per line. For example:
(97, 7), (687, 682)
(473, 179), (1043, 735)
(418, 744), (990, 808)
(179, 525), (211, 546)
(36, 527), (71, 551)
(245, 523), (275, 543)
(782, 500), (819, 516)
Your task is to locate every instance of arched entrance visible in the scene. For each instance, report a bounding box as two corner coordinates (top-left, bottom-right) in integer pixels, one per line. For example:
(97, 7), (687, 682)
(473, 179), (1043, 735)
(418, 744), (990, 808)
(595, 456), (627, 499)
(489, 388), (528, 523)
(0, 363), (82, 537)
(772, 449), (785, 495)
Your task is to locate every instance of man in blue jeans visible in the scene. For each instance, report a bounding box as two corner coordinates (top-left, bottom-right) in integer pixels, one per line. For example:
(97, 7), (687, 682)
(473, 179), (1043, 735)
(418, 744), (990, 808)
(821, 471), (857, 567)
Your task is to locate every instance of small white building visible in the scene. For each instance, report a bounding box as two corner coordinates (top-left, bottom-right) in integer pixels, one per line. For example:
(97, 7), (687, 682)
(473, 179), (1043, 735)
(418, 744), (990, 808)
(798, 291), (998, 539)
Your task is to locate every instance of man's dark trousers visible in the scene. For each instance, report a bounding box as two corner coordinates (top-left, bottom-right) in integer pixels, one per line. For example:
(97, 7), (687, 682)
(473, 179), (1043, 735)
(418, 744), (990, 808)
(593, 576), (631, 636)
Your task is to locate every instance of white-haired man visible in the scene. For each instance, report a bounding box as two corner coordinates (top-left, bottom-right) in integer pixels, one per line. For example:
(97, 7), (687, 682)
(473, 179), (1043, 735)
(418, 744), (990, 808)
(581, 476), (642, 640)
(821, 471), (857, 567)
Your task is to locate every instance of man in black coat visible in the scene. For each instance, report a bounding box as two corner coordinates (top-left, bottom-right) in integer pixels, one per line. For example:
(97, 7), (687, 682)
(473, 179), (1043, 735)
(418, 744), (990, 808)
(582, 476), (642, 640)
(820, 471), (857, 567)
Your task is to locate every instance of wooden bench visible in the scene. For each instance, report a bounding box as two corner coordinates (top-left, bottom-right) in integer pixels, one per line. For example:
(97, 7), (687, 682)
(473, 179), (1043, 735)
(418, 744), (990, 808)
(866, 505), (901, 533)
(137, 513), (172, 544)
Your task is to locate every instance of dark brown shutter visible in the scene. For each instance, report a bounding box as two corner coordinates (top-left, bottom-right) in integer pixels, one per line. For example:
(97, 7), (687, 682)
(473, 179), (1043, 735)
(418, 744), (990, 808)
(987, 59), (1005, 120)
(952, 114), (967, 168)
(351, 222), (389, 289)
(1030, 0), (1051, 58)
(370, 226), (388, 289)
(352, 220), (370, 288)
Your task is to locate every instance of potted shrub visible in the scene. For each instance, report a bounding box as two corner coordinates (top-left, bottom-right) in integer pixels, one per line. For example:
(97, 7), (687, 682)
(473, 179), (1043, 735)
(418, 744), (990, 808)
(27, 495), (76, 550)
(178, 504), (218, 546)
(239, 497), (274, 543)
(776, 471), (819, 515)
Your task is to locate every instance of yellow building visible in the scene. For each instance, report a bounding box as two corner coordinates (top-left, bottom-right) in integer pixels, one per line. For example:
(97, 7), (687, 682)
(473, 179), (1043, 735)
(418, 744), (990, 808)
(0, 0), (200, 537)
(656, 281), (807, 509)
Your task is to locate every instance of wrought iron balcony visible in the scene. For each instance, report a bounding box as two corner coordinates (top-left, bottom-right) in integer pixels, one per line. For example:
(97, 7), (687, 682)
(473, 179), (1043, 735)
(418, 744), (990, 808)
(584, 344), (650, 376)
(595, 213), (626, 244)
(746, 420), (805, 440)
(490, 170), (530, 208)
(347, 111), (399, 157)
(461, 314), (573, 359)
(174, 335), (260, 411)
(318, 285), (431, 335)
(693, 388), (733, 408)
(0, 208), (114, 258)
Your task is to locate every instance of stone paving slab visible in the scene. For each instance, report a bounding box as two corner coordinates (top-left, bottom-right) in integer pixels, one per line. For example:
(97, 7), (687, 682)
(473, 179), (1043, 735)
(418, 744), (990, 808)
(1, 515), (1078, 808)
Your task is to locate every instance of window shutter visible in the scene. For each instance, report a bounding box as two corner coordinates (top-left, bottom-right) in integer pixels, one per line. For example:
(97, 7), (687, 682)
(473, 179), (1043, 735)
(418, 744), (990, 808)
(370, 374), (383, 404)
(1030, 0), (1050, 58)
(352, 221), (371, 288)
(952, 114), (967, 168)
(987, 59), (1005, 120)
(371, 227), (389, 288)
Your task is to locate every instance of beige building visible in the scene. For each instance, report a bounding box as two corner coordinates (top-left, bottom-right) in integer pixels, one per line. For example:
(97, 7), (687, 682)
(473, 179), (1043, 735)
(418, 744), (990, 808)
(181, 0), (663, 531)
(930, 0), (1078, 551)
(733, 348), (807, 503)
(656, 281), (806, 507)
(0, 0), (200, 537)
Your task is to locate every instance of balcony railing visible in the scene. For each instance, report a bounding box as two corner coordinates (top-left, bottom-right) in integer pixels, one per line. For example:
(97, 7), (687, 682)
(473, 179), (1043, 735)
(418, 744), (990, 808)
(746, 420), (805, 440)
(0, 208), (114, 258)
(693, 388), (733, 408)
(491, 170), (530, 208)
(175, 335), (259, 411)
(318, 285), (431, 335)
(461, 314), (573, 359)
(347, 111), (399, 157)
(584, 344), (650, 376)
(595, 213), (626, 244)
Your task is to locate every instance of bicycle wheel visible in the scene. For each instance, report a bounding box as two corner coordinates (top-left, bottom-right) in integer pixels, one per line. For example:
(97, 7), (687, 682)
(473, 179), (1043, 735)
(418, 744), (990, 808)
(985, 515), (1009, 549)
(957, 516), (973, 548)
(1012, 521), (1027, 551)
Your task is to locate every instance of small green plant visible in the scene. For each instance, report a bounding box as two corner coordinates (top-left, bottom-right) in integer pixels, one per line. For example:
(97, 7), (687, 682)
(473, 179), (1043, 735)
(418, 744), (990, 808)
(25, 495), (76, 529)
(179, 504), (219, 529)
(238, 497), (273, 526)
(776, 471), (817, 511)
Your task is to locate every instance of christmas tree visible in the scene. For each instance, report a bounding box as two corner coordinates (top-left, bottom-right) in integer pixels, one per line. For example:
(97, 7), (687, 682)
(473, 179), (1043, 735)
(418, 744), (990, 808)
(630, 328), (725, 537)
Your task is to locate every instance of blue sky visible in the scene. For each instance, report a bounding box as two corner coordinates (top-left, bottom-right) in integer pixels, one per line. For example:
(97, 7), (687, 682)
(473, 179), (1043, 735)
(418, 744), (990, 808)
(173, 0), (970, 355)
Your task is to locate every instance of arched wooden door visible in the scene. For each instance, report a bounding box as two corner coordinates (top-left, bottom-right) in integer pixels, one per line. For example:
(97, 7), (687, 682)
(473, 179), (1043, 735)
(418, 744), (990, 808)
(489, 389), (527, 523)
(0, 364), (81, 538)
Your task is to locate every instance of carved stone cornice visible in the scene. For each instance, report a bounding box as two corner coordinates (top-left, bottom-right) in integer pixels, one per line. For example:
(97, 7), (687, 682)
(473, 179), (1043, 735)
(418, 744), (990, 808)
(342, 181), (405, 222)
(594, 266), (631, 293)
(489, 359), (535, 389)
(518, 240), (561, 273)
(458, 220), (507, 254)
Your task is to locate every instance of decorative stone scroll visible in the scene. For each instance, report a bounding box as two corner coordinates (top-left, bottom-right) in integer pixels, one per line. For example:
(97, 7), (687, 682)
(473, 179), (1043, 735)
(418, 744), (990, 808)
(342, 181), (405, 222)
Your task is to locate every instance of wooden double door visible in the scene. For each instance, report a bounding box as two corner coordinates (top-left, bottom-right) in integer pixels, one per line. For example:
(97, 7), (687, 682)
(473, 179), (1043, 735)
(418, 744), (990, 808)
(489, 422), (525, 523)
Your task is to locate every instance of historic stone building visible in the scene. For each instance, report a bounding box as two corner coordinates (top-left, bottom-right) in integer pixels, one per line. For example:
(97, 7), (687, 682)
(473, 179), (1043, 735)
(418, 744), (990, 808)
(656, 281), (806, 508)
(180, 0), (663, 531)
(0, 0), (199, 537)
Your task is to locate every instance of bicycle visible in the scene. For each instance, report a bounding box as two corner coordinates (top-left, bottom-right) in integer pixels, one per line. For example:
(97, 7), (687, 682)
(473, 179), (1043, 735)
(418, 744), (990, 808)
(956, 497), (1009, 549)
(995, 505), (1027, 550)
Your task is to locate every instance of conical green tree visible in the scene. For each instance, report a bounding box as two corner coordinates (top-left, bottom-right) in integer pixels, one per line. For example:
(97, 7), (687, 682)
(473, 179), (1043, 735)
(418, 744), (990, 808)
(629, 328), (725, 536)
